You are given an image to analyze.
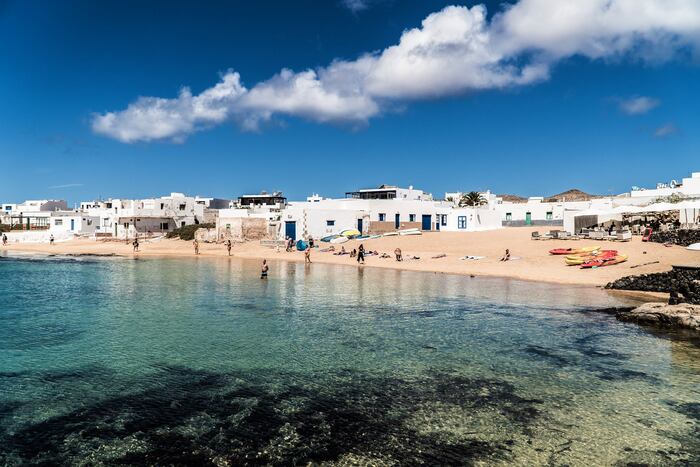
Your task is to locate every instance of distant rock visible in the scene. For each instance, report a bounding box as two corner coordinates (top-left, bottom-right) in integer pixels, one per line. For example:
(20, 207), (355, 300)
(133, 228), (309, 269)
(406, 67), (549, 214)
(496, 193), (528, 203)
(617, 303), (700, 331)
(544, 189), (602, 203)
(497, 189), (602, 203)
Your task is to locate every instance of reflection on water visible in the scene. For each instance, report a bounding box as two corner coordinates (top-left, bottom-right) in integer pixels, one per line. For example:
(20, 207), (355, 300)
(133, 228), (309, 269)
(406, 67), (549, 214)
(0, 254), (699, 465)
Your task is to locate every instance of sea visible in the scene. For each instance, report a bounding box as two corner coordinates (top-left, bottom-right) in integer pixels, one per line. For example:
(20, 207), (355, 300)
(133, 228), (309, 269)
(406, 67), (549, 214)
(1, 252), (699, 465)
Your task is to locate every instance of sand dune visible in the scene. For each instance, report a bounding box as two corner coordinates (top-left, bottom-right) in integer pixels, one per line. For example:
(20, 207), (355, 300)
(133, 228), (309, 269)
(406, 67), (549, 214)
(3, 227), (697, 286)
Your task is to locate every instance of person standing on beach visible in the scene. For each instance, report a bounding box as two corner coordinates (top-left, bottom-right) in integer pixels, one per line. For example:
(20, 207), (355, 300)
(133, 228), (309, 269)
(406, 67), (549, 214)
(357, 243), (365, 264)
(304, 246), (312, 263)
(2, 234), (7, 246)
(49, 234), (54, 245)
(225, 239), (232, 256)
(132, 238), (139, 252)
(261, 259), (269, 279)
(193, 239), (200, 255)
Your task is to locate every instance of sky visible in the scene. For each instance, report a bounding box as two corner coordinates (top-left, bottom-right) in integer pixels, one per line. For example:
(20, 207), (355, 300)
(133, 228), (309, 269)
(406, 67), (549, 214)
(1, 0), (699, 205)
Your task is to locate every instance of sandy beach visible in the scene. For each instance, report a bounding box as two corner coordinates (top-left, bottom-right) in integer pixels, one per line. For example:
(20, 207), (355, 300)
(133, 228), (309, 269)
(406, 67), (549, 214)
(3, 227), (697, 287)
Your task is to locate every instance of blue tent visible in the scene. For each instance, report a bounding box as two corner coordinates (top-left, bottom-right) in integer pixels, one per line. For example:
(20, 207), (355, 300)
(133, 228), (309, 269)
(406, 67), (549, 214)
(296, 240), (308, 251)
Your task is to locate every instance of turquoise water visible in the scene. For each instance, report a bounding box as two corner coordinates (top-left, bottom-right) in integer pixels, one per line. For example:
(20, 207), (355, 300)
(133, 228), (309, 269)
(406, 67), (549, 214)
(1, 253), (699, 465)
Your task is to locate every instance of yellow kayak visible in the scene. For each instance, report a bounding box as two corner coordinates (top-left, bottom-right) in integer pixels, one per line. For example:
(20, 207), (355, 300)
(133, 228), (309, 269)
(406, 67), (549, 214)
(549, 246), (601, 255)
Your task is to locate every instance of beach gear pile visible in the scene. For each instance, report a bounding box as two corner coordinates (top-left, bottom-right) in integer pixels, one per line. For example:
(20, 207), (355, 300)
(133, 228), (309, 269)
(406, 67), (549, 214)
(549, 246), (628, 269)
(320, 227), (422, 244)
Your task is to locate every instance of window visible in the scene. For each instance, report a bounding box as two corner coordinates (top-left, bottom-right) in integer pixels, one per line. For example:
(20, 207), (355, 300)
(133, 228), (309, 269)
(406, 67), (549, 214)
(179, 204), (186, 211)
(181, 221), (186, 227)
(123, 222), (130, 228)
(458, 216), (467, 229)
(54, 219), (63, 226)
(505, 213), (512, 221)
(160, 222), (169, 230)
(378, 213), (386, 221)
(441, 214), (447, 226)
(546, 211), (553, 220)
(326, 220), (335, 226)
(409, 214), (416, 222)
(160, 203), (165, 209)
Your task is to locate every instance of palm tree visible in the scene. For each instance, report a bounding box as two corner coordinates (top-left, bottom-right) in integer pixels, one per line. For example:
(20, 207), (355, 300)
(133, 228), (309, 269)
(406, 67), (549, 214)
(459, 191), (486, 207)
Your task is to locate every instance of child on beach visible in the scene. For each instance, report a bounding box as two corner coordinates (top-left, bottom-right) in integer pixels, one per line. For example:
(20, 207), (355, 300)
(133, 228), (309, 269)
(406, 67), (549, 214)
(225, 239), (232, 256)
(305, 247), (312, 263)
(50, 234), (54, 245)
(261, 259), (268, 279)
(500, 249), (511, 262)
(394, 248), (402, 262)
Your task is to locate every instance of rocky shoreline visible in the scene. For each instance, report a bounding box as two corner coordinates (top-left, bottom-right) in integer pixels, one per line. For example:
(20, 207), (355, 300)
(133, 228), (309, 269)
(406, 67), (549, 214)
(606, 265), (700, 305)
(603, 264), (700, 332)
(649, 229), (700, 246)
(616, 303), (700, 331)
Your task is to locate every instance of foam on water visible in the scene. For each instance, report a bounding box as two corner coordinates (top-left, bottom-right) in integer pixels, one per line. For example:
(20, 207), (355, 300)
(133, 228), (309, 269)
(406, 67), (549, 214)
(1, 254), (699, 465)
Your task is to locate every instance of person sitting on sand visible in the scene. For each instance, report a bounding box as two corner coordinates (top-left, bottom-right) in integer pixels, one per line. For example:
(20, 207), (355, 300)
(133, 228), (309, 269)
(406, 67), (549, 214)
(261, 259), (268, 279)
(225, 239), (232, 256)
(394, 248), (402, 262)
(334, 246), (347, 256)
(500, 249), (511, 262)
(193, 239), (200, 255)
(132, 238), (139, 252)
(350, 248), (356, 258)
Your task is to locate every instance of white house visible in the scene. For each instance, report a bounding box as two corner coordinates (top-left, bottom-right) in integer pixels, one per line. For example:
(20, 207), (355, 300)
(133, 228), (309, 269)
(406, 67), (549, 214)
(80, 193), (205, 238)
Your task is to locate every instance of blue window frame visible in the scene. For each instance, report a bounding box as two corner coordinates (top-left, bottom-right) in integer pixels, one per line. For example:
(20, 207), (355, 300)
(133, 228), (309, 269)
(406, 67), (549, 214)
(326, 220), (335, 226)
(458, 216), (467, 229)
(378, 213), (386, 221)
(409, 214), (416, 222)
(441, 214), (447, 226)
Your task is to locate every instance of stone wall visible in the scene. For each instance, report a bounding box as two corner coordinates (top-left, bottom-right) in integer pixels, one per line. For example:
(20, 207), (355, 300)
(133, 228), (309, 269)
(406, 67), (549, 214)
(649, 229), (700, 246)
(368, 221), (422, 234)
(606, 266), (700, 304)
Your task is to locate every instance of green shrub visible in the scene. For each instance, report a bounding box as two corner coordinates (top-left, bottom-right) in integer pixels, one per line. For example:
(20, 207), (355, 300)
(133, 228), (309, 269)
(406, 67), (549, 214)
(0, 224), (10, 233)
(166, 223), (215, 241)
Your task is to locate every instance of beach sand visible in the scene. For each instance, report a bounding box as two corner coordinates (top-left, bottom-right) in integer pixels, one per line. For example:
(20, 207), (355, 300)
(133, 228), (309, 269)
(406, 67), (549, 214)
(4, 227), (697, 287)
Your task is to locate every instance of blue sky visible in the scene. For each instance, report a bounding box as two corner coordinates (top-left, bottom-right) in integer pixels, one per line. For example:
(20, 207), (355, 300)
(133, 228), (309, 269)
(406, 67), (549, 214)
(1, 0), (698, 205)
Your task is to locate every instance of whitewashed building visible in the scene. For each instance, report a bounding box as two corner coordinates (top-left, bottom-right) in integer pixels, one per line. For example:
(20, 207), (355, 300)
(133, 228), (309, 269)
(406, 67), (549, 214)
(80, 193), (205, 238)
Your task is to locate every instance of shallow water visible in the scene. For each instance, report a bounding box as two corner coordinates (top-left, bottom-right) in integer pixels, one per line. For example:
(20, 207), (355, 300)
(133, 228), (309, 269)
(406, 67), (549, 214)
(1, 253), (699, 465)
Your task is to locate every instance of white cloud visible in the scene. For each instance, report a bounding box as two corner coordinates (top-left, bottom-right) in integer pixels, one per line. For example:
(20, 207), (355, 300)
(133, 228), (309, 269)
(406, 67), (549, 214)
(92, 72), (246, 143)
(654, 122), (678, 138)
(619, 96), (661, 115)
(92, 1), (700, 143)
(48, 183), (83, 189)
(341, 0), (368, 13)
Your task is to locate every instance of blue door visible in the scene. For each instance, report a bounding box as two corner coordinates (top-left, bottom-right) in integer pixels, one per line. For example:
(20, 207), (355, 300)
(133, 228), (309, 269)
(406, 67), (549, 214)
(395, 213), (400, 229)
(285, 221), (296, 240)
(357, 218), (363, 233)
(422, 215), (432, 231)
(70, 219), (75, 231)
